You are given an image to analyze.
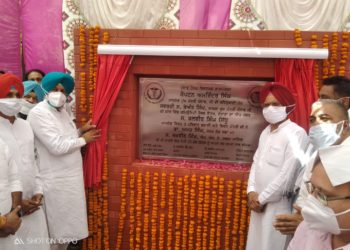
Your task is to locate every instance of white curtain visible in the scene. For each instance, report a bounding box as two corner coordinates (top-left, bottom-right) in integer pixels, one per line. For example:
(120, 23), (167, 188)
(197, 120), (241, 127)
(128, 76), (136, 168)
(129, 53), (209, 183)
(252, 0), (350, 31)
(79, 0), (167, 28)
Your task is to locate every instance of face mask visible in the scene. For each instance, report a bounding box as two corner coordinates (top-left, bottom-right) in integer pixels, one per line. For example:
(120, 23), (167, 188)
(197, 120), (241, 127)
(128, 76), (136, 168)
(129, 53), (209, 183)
(0, 98), (22, 116)
(309, 121), (344, 149)
(301, 194), (350, 234)
(262, 105), (293, 124)
(19, 99), (36, 115)
(47, 92), (67, 109)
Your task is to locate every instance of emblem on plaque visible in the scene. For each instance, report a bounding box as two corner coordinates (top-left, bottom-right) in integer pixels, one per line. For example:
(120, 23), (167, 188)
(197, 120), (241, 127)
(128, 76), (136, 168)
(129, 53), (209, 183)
(144, 82), (165, 103)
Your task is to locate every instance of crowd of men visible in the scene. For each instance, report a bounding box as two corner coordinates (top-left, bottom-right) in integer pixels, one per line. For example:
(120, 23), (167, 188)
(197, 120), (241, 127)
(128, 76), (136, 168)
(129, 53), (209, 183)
(0, 68), (350, 250)
(0, 70), (100, 250)
(247, 76), (350, 250)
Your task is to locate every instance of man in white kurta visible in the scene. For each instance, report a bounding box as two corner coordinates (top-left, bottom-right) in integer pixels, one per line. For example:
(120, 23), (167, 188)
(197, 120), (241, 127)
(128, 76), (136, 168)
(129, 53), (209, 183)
(0, 73), (23, 249)
(27, 72), (100, 250)
(0, 73), (50, 250)
(246, 82), (308, 250)
(0, 138), (22, 250)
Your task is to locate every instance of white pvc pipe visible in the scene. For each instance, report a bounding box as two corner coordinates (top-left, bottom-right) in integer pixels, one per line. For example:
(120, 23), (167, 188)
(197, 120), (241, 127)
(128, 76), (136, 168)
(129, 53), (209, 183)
(97, 44), (328, 59)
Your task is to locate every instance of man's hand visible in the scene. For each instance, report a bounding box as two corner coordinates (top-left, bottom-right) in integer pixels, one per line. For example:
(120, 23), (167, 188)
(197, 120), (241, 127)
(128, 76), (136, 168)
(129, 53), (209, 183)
(31, 194), (43, 204)
(21, 199), (41, 215)
(82, 129), (101, 144)
(79, 119), (96, 135)
(248, 192), (263, 213)
(0, 206), (22, 236)
(274, 205), (303, 235)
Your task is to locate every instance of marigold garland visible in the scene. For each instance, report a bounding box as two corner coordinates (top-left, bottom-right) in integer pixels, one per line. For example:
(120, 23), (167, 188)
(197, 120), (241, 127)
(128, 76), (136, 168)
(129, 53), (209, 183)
(159, 212), (166, 250)
(294, 29), (303, 47)
(232, 180), (241, 249)
(79, 26), (87, 68)
(174, 177), (183, 250)
(239, 181), (249, 250)
(181, 175), (190, 249)
(129, 172), (135, 249)
(87, 26), (100, 118)
(339, 32), (349, 76)
(143, 172), (150, 250)
(116, 169), (127, 249)
(202, 175), (211, 249)
(135, 173), (143, 249)
(322, 34), (330, 79)
(166, 173), (175, 249)
(151, 172), (159, 249)
(196, 176), (205, 249)
(329, 32), (339, 77)
(79, 71), (87, 123)
(102, 31), (110, 44)
(294, 31), (350, 89)
(209, 176), (218, 249)
(159, 172), (167, 250)
(224, 181), (234, 249)
(216, 178), (225, 249)
(188, 174), (197, 250)
(310, 34), (321, 89)
(112, 170), (252, 249)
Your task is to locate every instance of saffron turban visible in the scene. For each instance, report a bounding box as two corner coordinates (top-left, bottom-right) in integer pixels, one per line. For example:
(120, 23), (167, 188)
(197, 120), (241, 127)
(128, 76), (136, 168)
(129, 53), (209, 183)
(260, 82), (296, 106)
(41, 72), (74, 95)
(23, 81), (45, 102)
(0, 73), (23, 98)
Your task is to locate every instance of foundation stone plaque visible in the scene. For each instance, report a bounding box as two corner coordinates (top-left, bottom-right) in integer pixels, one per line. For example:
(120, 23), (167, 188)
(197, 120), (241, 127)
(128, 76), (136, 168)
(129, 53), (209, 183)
(139, 78), (267, 163)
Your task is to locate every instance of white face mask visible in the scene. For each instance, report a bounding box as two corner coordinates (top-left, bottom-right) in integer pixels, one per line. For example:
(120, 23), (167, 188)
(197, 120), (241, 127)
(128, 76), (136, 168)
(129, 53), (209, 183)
(262, 105), (292, 124)
(309, 121), (344, 149)
(0, 98), (22, 116)
(301, 194), (350, 234)
(19, 99), (36, 115)
(47, 92), (67, 109)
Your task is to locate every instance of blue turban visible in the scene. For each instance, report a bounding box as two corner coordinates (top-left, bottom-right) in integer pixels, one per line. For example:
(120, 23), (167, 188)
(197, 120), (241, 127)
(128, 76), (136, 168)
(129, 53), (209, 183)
(23, 81), (45, 102)
(41, 72), (74, 95)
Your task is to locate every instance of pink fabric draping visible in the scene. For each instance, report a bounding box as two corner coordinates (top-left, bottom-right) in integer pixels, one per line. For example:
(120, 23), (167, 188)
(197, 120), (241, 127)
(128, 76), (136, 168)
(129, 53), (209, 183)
(275, 59), (318, 131)
(180, 0), (231, 29)
(84, 55), (133, 188)
(21, 0), (65, 74)
(0, 0), (21, 77)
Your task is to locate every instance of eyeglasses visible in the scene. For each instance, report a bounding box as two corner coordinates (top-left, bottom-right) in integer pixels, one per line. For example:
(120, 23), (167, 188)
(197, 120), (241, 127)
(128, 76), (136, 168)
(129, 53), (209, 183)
(305, 181), (350, 206)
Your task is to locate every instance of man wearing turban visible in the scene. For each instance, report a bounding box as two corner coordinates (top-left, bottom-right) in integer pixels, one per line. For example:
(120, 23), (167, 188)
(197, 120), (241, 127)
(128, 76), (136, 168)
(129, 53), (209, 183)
(27, 72), (100, 250)
(246, 82), (309, 250)
(18, 80), (45, 120)
(0, 73), (50, 249)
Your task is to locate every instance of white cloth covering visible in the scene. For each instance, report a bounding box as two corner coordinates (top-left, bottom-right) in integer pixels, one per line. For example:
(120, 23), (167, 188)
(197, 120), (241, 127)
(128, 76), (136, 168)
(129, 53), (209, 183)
(246, 119), (308, 250)
(252, 0), (350, 31)
(296, 136), (350, 208)
(27, 101), (88, 243)
(78, 0), (167, 28)
(0, 117), (49, 250)
(288, 221), (350, 250)
(0, 137), (22, 250)
(319, 136), (350, 187)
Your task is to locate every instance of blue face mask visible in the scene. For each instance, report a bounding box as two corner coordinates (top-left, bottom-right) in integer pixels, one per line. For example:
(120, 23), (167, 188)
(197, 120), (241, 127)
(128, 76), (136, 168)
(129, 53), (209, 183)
(309, 121), (344, 149)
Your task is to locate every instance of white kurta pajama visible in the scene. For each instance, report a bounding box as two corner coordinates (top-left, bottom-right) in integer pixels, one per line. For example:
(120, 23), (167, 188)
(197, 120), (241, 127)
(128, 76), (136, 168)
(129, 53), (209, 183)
(0, 138), (22, 250)
(27, 101), (88, 243)
(246, 119), (308, 250)
(0, 117), (50, 250)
